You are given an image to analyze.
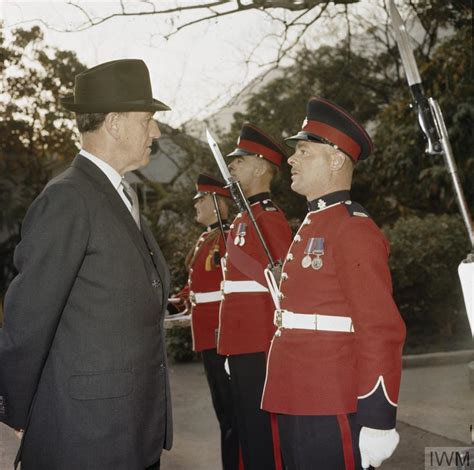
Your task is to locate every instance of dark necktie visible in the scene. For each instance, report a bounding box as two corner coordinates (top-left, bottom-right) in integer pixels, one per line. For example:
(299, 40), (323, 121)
(121, 179), (141, 230)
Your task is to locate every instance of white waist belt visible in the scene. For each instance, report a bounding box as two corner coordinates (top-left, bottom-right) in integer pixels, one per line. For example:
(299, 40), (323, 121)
(191, 290), (222, 304)
(222, 280), (269, 295)
(274, 309), (354, 333)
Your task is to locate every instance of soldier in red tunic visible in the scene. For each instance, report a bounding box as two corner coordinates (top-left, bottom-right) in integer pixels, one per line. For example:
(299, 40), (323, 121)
(170, 174), (240, 470)
(261, 98), (406, 470)
(218, 123), (292, 470)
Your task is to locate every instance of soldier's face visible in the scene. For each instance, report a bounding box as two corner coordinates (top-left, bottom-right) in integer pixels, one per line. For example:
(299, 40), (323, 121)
(194, 194), (216, 226)
(288, 141), (334, 200)
(228, 155), (260, 191)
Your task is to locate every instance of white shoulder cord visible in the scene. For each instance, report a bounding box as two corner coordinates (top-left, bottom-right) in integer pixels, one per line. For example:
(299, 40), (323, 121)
(264, 268), (281, 310)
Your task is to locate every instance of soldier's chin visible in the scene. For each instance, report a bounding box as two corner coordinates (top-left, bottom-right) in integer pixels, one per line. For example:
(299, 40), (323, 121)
(290, 180), (304, 196)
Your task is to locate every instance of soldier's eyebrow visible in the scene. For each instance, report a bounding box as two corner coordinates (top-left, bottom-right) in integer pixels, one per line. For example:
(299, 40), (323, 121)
(297, 142), (310, 151)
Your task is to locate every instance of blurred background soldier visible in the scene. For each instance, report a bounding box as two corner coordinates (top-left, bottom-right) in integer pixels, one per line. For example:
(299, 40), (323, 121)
(261, 97), (406, 470)
(218, 123), (292, 470)
(169, 174), (241, 470)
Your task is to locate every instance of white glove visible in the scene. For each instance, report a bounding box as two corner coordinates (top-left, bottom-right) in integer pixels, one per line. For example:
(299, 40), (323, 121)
(359, 427), (399, 468)
(224, 357), (230, 376)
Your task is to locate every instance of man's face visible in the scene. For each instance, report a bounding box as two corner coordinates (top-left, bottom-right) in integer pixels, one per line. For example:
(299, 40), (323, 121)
(118, 112), (161, 172)
(228, 155), (260, 191)
(287, 141), (334, 200)
(194, 194), (216, 226)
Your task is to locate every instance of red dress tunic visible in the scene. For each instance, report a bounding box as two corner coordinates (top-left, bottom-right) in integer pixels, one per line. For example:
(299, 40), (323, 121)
(218, 195), (292, 356)
(262, 196), (406, 429)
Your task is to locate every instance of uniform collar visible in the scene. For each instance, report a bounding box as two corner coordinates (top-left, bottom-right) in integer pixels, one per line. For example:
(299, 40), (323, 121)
(248, 192), (271, 205)
(307, 190), (351, 212)
(208, 220), (229, 232)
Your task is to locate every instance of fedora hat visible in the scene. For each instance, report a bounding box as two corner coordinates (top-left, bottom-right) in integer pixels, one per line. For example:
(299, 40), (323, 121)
(61, 59), (170, 113)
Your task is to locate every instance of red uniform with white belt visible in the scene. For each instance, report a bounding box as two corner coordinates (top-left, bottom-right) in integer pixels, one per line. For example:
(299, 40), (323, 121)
(172, 173), (241, 470)
(262, 193), (406, 423)
(218, 195), (292, 355)
(262, 97), (406, 470)
(216, 122), (292, 470)
(188, 225), (227, 352)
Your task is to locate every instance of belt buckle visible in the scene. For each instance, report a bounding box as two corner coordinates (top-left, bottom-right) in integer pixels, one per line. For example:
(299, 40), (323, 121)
(189, 291), (196, 307)
(314, 314), (318, 331)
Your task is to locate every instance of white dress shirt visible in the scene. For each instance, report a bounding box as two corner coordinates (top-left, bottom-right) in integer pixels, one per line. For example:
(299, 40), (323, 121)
(80, 149), (132, 212)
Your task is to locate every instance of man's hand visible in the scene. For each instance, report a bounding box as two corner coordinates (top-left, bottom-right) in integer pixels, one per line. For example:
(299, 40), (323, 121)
(359, 427), (399, 468)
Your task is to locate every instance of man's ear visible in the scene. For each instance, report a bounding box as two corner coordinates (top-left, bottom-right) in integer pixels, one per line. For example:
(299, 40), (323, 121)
(254, 157), (267, 177)
(330, 150), (347, 171)
(104, 112), (121, 139)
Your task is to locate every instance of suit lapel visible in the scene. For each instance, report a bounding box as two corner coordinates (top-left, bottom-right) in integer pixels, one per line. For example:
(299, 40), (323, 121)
(71, 155), (156, 271)
(141, 220), (170, 301)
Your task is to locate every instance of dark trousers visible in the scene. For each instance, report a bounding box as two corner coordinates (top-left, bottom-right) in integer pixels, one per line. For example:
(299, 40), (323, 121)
(278, 413), (363, 470)
(228, 352), (281, 470)
(202, 348), (240, 470)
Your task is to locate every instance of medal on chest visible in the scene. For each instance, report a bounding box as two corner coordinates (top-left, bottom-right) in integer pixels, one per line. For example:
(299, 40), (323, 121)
(301, 237), (325, 270)
(234, 223), (247, 247)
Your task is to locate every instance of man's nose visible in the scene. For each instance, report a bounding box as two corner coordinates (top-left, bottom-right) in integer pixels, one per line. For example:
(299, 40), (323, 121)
(287, 152), (297, 166)
(151, 120), (161, 139)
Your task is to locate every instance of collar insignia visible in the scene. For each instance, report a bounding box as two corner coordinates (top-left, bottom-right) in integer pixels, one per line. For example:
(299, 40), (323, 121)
(317, 199), (327, 210)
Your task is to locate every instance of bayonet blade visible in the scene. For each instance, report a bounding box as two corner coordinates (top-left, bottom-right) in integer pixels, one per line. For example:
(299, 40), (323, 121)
(389, 0), (422, 86)
(206, 128), (232, 183)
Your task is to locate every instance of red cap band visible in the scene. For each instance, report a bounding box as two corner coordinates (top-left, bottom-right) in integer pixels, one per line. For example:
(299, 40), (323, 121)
(197, 184), (231, 198)
(303, 120), (361, 160)
(238, 139), (283, 166)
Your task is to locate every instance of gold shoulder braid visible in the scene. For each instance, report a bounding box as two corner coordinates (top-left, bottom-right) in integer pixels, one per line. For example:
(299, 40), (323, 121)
(204, 229), (222, 271)
(185, 228), (222, 270)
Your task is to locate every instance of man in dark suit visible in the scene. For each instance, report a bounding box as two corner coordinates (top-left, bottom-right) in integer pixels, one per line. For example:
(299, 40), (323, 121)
(0, 59), (172, 470)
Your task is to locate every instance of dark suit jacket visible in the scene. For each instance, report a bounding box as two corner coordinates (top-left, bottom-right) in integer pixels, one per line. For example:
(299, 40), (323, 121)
(0, 155), (172, 469)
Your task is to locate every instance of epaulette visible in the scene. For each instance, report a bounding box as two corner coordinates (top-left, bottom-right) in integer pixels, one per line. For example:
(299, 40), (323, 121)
(260, 199), (278, 212)
(343, 200), (371, 218)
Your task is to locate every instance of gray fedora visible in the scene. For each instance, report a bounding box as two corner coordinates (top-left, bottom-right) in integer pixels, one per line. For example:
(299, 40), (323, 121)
(61, 59), (171, 113)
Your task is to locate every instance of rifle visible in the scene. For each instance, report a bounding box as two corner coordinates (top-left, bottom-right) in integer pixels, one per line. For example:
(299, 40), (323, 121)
(389, 0), (474, 335)
(206, 129), (280, 276)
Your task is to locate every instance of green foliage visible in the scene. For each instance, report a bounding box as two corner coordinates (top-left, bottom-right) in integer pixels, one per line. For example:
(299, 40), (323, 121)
(384, 214), (470, 338)
(165, 326), (196, 363)
(0, 25), (86, 296)
(363, 25), (474, 223)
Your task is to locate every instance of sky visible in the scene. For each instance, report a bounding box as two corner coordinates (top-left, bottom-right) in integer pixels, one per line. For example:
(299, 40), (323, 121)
(1, 1), (363, 128)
